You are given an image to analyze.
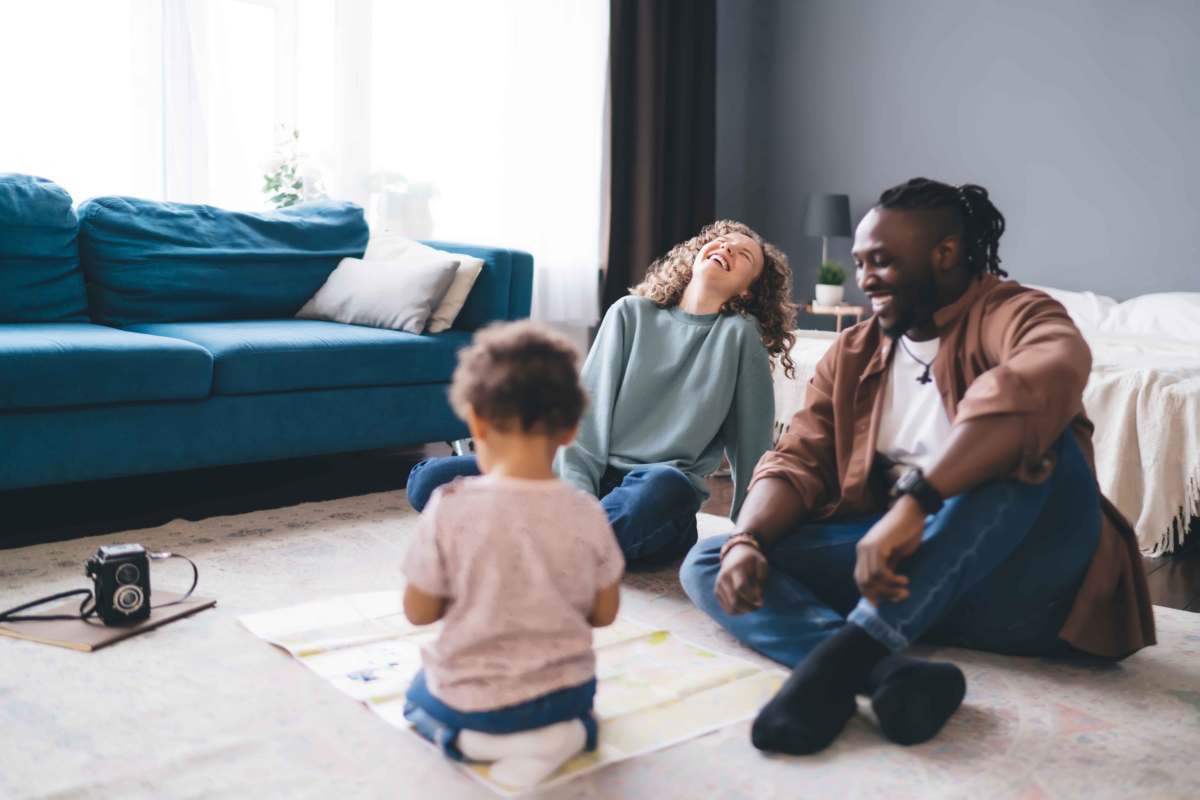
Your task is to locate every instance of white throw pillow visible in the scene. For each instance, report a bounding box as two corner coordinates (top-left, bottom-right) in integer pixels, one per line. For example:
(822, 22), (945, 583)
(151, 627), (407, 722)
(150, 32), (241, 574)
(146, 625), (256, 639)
(1101, 292), (1200, 343)
(296, 255), (458, 334)
(365, 232), (485, 333)
(1025, 284), (1118, 332)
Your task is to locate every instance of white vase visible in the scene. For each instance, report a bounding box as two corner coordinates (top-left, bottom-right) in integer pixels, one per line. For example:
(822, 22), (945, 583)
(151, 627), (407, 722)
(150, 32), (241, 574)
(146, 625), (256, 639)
(815, 284), (844, 306)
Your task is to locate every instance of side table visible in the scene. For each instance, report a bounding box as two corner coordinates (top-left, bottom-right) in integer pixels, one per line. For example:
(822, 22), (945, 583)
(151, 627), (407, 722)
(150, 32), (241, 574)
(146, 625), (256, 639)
(803, 303), (866, 332)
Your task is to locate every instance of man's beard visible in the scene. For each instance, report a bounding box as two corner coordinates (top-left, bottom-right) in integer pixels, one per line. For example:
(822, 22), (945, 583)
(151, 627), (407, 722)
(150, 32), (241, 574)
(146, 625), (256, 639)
(881, 274), (939, 339)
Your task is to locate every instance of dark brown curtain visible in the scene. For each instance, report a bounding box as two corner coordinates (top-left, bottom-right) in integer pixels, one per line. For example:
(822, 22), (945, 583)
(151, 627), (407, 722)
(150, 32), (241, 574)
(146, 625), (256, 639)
(602, 0), (717, 313)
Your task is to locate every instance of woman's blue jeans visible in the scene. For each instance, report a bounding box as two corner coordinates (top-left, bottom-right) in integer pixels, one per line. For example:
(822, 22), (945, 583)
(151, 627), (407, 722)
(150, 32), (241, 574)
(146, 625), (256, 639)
(406, 456), (702, 568)
(680, 434), (1102, 665)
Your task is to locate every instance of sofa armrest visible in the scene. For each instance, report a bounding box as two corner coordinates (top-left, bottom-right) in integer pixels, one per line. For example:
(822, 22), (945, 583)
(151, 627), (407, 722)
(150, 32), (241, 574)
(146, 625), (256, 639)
(420, 241), (534, 331)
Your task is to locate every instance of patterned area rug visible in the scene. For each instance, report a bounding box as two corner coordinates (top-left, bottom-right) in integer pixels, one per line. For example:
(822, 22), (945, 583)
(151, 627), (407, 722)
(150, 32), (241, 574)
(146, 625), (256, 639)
(1, 491), (1198, 799)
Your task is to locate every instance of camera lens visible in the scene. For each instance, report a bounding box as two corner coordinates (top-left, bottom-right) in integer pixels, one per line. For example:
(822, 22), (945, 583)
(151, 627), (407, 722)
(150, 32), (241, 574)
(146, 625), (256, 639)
(113, 585), (144, 613)
(115, 563), (140, 585)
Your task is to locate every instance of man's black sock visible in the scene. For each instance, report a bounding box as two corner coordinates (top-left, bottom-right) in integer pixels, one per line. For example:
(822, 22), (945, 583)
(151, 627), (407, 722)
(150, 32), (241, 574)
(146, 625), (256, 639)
(867, 654), (966, 746)
(751, 624), (889, 755)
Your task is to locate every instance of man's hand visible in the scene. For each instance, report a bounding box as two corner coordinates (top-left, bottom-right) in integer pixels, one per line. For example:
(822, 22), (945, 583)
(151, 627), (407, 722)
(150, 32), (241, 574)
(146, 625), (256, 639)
(854, 495), (927, 606)
(715, 542), (769, 614)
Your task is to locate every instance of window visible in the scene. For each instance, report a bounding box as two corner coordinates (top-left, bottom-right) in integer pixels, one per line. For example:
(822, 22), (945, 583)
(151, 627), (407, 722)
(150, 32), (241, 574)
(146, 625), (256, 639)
(0, 0), (161, 202)
(2, 0), (607, 323)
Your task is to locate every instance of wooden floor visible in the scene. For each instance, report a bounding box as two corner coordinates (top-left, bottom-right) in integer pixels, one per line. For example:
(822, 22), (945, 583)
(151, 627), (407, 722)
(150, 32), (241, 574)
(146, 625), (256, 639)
(4, 447), (1198, 612)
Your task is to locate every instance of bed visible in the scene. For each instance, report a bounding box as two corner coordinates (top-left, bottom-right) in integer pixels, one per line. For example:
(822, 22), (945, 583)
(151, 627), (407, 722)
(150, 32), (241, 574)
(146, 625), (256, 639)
(771, 288), (1200, 555)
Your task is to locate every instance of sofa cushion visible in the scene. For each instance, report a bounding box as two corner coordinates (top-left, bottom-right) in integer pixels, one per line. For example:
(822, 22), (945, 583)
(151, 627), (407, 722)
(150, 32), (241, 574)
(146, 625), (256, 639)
(368, 235), (486, 332)
(124, 320), (472, 396)
(78, 197), (369, 326)
(421, 240), (534, 331)
(0, 323), (214, 411)
(0, 174), (89, 322)
(296, 254), (459, 334)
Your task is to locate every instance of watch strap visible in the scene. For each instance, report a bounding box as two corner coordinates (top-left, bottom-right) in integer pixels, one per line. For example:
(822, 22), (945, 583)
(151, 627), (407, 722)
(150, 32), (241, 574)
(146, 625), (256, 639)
(894, 467), (944, 514)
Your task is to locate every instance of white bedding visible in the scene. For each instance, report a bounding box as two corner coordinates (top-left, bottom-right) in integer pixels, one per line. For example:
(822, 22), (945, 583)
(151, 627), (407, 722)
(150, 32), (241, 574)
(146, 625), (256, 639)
(1080, 333), (1200, 555)
(771, 328), (1200, 555)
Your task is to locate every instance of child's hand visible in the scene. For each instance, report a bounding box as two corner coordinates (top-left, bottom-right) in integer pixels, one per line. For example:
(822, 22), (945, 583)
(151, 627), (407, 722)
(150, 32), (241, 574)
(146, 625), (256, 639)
(403, 584), (447, 625)
(589, 580), (620, 627)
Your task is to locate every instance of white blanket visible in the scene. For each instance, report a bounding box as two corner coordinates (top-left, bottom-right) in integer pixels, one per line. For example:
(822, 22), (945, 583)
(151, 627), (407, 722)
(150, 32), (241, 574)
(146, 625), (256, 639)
(1083, 334), (1200, 555)
(772, 330), (1200, 555)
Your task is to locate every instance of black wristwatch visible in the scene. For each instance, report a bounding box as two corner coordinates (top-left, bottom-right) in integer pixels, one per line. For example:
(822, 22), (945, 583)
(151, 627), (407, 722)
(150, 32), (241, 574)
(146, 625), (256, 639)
(892, 467), (944, 514)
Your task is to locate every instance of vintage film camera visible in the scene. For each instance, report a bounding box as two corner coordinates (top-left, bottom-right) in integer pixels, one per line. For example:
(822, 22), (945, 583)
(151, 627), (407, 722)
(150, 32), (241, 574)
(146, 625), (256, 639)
(85, 543), (152, 625)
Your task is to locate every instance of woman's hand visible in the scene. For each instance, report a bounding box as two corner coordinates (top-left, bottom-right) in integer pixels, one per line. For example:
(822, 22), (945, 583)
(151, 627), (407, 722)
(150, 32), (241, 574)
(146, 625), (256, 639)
(854, 495), (927, 606)
(715, 542), (769, 614)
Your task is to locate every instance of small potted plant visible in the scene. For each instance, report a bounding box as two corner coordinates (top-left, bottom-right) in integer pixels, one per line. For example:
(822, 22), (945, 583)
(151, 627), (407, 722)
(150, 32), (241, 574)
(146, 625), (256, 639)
(815, 261), (846, 306)
(262, 128), (326, 209)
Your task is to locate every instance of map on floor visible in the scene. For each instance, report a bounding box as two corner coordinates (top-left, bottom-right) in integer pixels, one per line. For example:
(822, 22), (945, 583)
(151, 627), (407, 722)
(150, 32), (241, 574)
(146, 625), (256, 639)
(239, 591), (785, 796)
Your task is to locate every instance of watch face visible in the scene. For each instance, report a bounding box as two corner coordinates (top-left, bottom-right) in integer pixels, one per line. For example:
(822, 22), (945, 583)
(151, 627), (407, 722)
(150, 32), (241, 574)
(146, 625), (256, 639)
(898, 469), (921, 492)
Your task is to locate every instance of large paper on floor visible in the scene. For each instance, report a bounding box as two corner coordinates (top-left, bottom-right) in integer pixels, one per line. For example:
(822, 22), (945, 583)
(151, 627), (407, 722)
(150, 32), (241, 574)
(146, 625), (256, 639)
(239, 591), (783, 796)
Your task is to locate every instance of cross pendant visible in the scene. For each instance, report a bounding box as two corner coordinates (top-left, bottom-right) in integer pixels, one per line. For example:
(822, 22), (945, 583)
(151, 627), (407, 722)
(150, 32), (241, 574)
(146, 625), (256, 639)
(917, 368), (933, 385)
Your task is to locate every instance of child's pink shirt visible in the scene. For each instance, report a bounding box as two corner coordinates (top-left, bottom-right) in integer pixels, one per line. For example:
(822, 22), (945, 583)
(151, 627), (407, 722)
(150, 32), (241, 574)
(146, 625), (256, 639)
(402, 474), (624, 712)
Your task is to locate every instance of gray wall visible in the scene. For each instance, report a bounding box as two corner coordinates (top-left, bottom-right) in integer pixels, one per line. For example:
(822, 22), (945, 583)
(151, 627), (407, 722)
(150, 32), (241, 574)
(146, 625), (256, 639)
(717, 0), (1200, 308)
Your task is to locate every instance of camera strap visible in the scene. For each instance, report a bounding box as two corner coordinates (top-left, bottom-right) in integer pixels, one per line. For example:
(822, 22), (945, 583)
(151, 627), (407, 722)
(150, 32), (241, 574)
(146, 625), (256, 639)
(0, 551), (199, 624)
(0, 589), (97, 623)
(147, 552), (199, 609)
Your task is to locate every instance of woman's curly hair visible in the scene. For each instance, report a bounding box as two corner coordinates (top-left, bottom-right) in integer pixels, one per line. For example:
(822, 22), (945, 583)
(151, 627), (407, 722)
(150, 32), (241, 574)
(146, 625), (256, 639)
(632, 220), (797, 378)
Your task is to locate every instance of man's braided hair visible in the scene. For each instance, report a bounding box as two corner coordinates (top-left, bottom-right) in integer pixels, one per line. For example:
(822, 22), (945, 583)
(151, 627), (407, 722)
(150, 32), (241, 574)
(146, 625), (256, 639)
(877, 178), (1008, 278)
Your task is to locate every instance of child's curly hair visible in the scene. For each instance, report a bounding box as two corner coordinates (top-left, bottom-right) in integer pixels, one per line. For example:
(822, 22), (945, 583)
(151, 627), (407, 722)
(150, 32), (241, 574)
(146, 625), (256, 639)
(450, 320), (587, 434)
(631, 220), (797, 378)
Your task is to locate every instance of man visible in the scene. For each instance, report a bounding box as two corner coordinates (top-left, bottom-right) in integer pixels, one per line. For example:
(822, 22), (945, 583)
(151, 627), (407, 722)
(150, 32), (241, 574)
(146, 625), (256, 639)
(680, 177), (1155, 755)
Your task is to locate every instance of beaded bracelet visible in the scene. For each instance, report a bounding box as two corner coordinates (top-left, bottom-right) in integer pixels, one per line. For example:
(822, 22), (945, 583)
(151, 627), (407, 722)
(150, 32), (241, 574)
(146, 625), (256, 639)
(719, 532), (762, 562)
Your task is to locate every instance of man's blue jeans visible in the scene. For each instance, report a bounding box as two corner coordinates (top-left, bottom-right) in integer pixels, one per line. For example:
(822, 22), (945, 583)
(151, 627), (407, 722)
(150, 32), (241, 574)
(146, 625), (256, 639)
(405, 670), (598, 761)
(406, 456), (701, 567)
(680, 434), (1101, 666)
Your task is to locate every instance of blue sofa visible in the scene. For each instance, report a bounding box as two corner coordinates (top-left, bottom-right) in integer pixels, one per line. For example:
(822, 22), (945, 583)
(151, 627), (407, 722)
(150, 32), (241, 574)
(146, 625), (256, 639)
(0, 174), (532, 491)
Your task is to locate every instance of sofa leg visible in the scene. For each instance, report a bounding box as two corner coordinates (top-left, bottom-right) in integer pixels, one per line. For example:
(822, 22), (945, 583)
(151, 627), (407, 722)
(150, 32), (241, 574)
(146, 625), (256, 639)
(449, 439), (475, 456)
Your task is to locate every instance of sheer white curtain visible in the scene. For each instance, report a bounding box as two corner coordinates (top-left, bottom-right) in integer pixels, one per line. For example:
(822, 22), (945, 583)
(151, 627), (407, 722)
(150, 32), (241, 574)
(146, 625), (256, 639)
(0, 0), (162, 202)
(2, 0), (607, 326)
(175, 0), (608, 325)
(332, 0), (608, 326)
(0, 0), (289, 207)
(368, 1), (608, 325)
(163, 0), (294, 208)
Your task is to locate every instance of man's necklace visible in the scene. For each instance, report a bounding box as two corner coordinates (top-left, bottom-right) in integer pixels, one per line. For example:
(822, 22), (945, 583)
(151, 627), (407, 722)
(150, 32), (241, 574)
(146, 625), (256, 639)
(899, 337), (935, 385)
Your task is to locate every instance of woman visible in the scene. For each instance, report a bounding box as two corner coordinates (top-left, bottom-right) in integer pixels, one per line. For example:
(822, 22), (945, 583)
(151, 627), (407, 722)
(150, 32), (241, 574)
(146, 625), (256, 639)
(407, 220), (797, 568)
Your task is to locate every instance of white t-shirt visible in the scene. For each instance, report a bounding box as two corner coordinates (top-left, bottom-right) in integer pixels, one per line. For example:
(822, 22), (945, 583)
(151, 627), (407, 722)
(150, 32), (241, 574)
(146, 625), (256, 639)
(875, 336), (952, 472)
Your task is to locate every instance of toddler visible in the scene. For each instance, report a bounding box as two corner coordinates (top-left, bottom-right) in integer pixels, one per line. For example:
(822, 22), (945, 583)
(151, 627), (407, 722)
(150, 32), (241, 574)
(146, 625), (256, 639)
(402, 321), (624, 788)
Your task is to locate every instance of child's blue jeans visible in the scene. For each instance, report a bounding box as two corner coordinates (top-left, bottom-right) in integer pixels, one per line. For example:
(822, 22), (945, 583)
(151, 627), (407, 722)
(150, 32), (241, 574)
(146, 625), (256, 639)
(404, 670), (598, 761)
(680, 433), (1102, 665)
(406, 455), (701, 568)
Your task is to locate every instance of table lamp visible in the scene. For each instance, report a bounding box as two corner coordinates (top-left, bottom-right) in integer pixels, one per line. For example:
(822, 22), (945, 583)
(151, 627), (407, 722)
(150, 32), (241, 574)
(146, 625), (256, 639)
(803, 193), (852, 264)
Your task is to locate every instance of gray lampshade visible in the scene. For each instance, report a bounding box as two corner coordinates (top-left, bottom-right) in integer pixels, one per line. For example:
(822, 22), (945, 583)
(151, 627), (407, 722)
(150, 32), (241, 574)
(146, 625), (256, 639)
(803, 193), (852, 238)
